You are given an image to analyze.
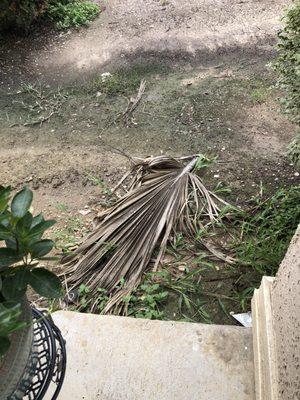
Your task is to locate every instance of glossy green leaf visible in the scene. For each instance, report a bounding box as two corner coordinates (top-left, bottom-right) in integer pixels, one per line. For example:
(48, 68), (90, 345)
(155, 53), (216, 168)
(16, 212), (33, 235)
(0, 186), (11, 214)
(28, 268), (62, 298)
(0, 224), (13, 241)
(11, 187), (33, 219)
(5, 238), (17, 251)
(30, 240), (54, 258)
(1, 275), (26, 300)
(0, 337), (10, 356)
(28, 220), (56, 242)
(0, 211), (10, 226)
(0, 248), (22, 268)
(31, 213), (44, 228)
(13, 268), (30, 291)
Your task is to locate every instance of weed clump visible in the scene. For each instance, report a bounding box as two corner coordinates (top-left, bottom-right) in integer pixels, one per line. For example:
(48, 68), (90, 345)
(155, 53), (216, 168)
(233, 185), (300, 276)
(46, 0), (100, 29)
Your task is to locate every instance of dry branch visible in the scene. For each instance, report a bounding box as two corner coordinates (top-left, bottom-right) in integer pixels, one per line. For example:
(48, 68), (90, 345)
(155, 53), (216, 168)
(123, 79), (146, 126)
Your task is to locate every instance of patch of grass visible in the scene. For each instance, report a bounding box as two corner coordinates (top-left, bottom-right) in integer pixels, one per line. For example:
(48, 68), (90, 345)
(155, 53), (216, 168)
(56, 203), (69, 212)
(46, 0), (100, 29)
(233, 185), (300, 276)
(86, 174), (112, 195)
(74, 268), (230, 323)
(51, 215), (86, 251)
(184, 77), (273, 129)
(250, 87), (270, 104)
(87, 63), (170, 96)
(86, 173), (116, 207)
(75, 279), (168, 320)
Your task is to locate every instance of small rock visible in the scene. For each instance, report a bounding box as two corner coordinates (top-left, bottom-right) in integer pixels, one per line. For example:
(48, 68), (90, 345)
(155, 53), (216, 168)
(52, 178), (63, 188)
(79, 209), (91, 216)
(32, 180), (40, 190)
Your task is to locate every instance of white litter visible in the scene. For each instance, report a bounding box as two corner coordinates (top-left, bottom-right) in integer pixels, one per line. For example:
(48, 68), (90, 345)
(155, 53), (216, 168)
(101, 72), (112, 82)
(231, 312), (252, 327)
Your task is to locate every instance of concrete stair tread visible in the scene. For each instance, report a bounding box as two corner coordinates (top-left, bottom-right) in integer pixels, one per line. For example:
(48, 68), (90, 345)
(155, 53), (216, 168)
(48, 311), (255, 400)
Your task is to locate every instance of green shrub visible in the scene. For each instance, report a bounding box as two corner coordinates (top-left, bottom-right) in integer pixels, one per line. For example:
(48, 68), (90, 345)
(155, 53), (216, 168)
(0, 0), (100, 32)
(0, 0), (48, 31)
(288, 132), (300, 167)
(46, 0), (100, 29)
(0, 186), (62, 356)
(273, 1), (300, 167)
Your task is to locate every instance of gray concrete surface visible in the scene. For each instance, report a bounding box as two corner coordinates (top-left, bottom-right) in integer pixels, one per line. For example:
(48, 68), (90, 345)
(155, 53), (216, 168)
(271, 226), (300, 400)
(49, 312), (254, 400)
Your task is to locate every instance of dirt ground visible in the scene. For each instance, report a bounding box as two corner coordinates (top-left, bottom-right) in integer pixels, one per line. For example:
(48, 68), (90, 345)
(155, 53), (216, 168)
(0, 0), (299, 321)
(0, 0), (290, 86)
(0, 56), (298, 228)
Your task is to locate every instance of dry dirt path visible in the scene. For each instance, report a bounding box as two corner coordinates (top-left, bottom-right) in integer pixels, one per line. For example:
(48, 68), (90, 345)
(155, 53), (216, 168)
(35, 0), (288, 82)
(0, 0), (290, 86)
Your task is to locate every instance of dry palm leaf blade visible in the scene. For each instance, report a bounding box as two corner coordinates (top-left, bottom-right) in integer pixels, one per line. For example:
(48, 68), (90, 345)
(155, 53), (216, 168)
(61, 154), (230, 313)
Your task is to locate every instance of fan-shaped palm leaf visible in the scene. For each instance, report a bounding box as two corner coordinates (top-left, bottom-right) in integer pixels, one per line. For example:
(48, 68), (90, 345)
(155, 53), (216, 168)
(62, 155), (229, 313)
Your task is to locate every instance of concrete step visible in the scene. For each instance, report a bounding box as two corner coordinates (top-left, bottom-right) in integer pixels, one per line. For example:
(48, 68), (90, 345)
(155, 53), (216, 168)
(48, 311), (255, 400)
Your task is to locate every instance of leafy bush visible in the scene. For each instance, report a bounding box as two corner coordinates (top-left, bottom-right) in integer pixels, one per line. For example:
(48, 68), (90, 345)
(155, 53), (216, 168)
(46, 0), (100, 29)
(0, 186), (62, 356)
(0, 0), (100, 32)
(273, 1), (300, 167)
(288, 131), (300, 167)
(0, 0), (48, 31)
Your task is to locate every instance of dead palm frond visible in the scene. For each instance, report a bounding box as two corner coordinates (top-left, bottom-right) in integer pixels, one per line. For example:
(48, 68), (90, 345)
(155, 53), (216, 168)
(62, 155), (230, 313)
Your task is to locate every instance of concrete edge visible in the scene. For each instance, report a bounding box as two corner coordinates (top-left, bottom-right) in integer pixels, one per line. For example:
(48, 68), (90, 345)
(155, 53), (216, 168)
(251, 276), (278, 400)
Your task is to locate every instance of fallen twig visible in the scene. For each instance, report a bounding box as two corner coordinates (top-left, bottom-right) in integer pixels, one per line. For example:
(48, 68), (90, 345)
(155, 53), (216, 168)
(123, 79), (146, 126)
